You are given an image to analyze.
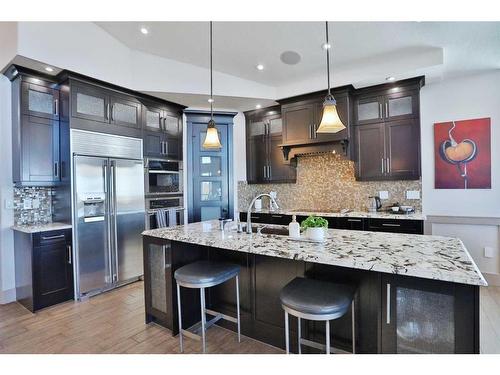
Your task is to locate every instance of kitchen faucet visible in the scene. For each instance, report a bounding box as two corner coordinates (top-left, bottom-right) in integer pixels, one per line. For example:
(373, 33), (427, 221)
(246, 193), (280, 234)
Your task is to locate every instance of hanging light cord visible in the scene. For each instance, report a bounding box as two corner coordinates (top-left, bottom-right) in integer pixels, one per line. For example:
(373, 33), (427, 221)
(210, 21), (214, 121)
(325, 21), (332, 99)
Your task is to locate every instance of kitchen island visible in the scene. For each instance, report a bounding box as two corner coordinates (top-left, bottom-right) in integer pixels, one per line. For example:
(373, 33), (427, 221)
(142, 220), (486, 354)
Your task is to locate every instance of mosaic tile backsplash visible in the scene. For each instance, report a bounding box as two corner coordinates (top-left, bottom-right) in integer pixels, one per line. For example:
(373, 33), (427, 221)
(14, 187), (53, 225)
(238, 153), (422, 212)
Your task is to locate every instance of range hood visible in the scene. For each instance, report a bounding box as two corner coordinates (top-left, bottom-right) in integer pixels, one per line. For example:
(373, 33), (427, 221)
(281, 139), (349, 165)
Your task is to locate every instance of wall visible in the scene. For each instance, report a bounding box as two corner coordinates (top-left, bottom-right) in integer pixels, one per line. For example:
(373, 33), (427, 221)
(0, 74), (15, 303)
(420, 71), (500, 283)
(238, 153), (422, 212)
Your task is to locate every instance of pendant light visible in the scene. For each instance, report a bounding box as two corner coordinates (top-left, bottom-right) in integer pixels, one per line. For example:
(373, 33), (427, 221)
(316, 21), (346, 134)
(202, 21), (222, 149)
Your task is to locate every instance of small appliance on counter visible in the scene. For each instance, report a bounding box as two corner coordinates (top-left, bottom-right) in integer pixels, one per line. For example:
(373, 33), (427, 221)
(368, 196), (382, 212)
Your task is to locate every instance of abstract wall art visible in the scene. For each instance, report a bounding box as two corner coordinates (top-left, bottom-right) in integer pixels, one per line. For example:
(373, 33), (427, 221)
(434, 117), (491, 189)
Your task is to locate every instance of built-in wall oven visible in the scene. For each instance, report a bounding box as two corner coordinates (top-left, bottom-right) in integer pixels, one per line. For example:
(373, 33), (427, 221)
(146, 195), (185, 229)
(145, 159), (183, 195)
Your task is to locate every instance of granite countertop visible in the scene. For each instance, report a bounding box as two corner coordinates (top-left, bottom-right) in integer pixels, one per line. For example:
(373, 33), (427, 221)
(243, 209), (426, 221)
(12, 222), (73, 234)
(143, 220), (486, 286)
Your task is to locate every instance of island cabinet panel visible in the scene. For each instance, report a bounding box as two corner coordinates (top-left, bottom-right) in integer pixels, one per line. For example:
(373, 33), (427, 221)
(381, 274), (478, 354)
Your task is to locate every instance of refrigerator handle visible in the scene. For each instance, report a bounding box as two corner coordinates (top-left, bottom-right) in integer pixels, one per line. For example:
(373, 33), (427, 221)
(110, 160), (119, 283)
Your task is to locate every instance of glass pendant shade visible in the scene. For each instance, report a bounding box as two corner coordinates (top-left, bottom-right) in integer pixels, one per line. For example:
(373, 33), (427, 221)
(316, 97), (346, 133)
(202, 119), (222, 149)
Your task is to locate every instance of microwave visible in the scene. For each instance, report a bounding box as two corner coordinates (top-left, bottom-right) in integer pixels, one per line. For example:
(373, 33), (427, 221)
(145, 159), (183, 195)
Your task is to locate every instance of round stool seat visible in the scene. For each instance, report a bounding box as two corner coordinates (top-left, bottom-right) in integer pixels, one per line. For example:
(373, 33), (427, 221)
(280, 277), (356, 320)
(174, 260), (240, 288)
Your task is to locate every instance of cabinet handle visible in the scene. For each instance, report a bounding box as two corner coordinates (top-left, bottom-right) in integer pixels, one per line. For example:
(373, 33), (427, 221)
(381, 158), (384, 174)
(67, 245), (72, 264)
(382, 223), (401, 227)
(309, 124), (313, 139)
(271, 215), (283, 218)
(41, 234), (65, 240)
(54, 162), (59, 178)
(386, 158), (390, 174)
(106, 103), (110, 120)
(263, 165), (267, 179)
(54, 99), (59, 116)
(379, 103), (383, 119)
(250, 216), (260, 219)
(385, 102), (389, 118)
(386, 283), (391, 324)
(163, 117), (167, 130)
(347, 218), (362, 222)
(110, 104), (114, 121)
(268, 165), (271, 178)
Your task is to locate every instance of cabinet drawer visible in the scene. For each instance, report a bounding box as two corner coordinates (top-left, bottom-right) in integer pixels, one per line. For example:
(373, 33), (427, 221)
(33, 229), (71, 247)
(367, 219), (423, 234)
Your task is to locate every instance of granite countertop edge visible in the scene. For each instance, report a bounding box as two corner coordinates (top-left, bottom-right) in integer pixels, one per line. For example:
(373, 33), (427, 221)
(11, 222), (73, 234)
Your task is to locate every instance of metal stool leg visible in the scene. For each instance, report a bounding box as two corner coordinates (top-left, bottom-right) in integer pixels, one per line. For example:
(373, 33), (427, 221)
(352, 300), (356, 354)
(176, 282), (183, 353)
(285, 311), (290, 354)
(235, 275), (241, 343)
(325, 320), (330, 355)
(297, 317), (301, 354)
(200, 287), (206, 353)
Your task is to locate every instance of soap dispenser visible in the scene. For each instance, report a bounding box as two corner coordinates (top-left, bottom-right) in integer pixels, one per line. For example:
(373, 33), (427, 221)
(289, 215), (300, 239)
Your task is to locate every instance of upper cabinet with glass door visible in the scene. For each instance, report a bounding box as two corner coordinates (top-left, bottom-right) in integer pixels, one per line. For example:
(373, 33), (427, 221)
(22, 81), (60, 121)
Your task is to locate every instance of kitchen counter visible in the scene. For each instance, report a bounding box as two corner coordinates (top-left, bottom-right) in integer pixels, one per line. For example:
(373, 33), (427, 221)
(143, 220), (485, 286)
(243, 208), (426, 221)
(12, 222), (72, 234)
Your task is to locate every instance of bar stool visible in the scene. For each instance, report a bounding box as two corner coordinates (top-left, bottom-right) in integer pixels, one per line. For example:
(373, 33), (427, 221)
(280, 277), (357, 354)
(175, 260), (241, 353)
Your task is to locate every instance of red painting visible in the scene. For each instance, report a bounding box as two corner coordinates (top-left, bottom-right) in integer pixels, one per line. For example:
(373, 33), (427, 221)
(434, 118), (491, 189)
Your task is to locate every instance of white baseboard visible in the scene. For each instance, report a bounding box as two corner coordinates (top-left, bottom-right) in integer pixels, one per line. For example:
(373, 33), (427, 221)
(0, 287), (16, 304)
(484, 272), (500, 287)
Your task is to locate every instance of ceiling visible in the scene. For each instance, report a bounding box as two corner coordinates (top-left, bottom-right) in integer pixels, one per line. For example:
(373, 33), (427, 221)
(96, 21), (500, 89)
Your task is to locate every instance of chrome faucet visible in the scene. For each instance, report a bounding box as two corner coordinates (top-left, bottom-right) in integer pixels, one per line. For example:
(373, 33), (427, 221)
(246, 193), (280, 234)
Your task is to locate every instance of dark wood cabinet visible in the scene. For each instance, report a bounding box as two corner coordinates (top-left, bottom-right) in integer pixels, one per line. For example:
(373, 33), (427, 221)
(245, 108), (296, 184)
(337, 217), (366, 231)
(381, 274), (478, 353)
(353, 77), (423, 181)
(144, 131), (180, 160)
(12, 76), (62, 186)
(282, 102), (316, 145)
(71, 81), (110, 123)
(110, 95), (141, 129)
(14, 229), (73, 312)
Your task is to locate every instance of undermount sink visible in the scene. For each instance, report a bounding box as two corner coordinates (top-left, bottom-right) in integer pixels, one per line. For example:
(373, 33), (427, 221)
(250, 225), (289, 236)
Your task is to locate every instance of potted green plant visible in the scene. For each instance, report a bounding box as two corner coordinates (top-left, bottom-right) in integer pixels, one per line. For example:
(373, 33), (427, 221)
(301, 215), (328, 241)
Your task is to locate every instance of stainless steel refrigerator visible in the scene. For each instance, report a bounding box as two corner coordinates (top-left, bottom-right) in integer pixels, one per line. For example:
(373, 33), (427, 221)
(72, 131), (145, 299)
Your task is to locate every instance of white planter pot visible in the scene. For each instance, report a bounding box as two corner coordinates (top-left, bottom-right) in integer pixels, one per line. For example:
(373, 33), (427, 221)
(307, 227), (325, 241)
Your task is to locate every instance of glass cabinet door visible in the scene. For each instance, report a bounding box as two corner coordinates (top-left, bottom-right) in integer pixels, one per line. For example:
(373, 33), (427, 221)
(71, 82), (109, 123)
(110, 97), (141, 128)
(22, 82), (59, 120)
(385, 92), (417, 120)
(356, 96), (382, 124)
(144, 107), (162, 131)
(163, 112), (181, 136)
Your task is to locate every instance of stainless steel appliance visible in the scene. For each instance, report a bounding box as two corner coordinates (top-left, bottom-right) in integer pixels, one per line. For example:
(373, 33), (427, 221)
(368, 196), (382, 212)
(145, 158), (183, 195)
(71, 130), (145, 299)
(146, 195), (184, 229)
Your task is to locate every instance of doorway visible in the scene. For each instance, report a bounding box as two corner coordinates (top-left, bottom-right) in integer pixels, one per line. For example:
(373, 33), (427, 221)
(186, 111), (236, 223)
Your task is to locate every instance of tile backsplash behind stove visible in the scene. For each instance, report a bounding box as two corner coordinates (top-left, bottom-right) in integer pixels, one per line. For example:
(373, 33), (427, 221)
(238, 153), (422, 212)
(14, 187), (53, 225)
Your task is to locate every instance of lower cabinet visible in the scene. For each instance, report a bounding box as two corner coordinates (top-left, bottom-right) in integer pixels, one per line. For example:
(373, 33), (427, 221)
(14, 229), (73, 312)
(381, 274), (478, 354)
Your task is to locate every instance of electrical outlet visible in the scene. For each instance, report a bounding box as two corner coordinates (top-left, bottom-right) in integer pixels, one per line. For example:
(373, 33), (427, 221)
(406, 190), (421, 200)
(32, 198), (40, 209)
(4, 199), (14, 209)
(484, 247), (495, 258)
(378, 191), (389, 200)
(23, 199), (32, 210)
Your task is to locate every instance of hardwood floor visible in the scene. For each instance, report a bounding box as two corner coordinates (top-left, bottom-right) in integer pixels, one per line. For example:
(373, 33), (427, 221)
(1, 282), (499, 354)
(0, 282), (280, 354)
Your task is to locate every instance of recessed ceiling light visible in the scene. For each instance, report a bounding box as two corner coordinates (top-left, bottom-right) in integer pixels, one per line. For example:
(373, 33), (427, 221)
(140, 27), (149, 35)
(255, 64), (264, 71)
(45, 66), (54, 72)
(386, 76), (396, 82)
(321, 43), (331, 50)
(207, 98), (214, 103)
(255, 104), (262, 109)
